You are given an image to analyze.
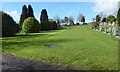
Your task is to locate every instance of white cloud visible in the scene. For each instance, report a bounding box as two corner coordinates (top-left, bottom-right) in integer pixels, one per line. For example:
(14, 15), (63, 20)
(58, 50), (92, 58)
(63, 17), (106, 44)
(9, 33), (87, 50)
(5, 11), (20, 22)
(92, 0), (120, 17)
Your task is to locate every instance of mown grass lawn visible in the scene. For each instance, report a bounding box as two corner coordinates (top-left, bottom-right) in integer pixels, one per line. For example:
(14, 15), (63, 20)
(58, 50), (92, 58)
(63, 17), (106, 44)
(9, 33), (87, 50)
(2, 26), (118, 70)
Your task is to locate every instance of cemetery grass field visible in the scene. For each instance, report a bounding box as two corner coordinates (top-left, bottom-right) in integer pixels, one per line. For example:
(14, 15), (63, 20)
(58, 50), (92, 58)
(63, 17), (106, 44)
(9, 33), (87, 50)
(2, 26), (118, 70)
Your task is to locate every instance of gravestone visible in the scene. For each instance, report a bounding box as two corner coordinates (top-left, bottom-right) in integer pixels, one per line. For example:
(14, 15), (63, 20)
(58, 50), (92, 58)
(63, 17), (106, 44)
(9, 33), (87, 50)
(103, 22), (107, 33)
(108, 22), (112, 33)
(99, 22), (103, 31)
(112, 22), (116, 36)
(119, 29), (120, 37)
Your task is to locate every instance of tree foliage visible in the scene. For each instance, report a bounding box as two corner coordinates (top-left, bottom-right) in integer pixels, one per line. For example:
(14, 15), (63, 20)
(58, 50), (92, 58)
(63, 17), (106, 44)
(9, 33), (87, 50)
(54, 15), (60, 24)
(106, 15), (115, 23)
(19, 5), (28, 29)
(49, 19), (59, 30)
(19, 5), (35, 31)
(61, 19), (65, 23)
(81, 16), (85, 23)
(22, 17), (40, 33)
(1, 11), (17, 37)
(96, 15), (101, 22)
(77, 14), (83, 23)
(115, 19), (118, 24)
(68, 16), (74, 25)
(77, 14), (86, 25)
(64, 17), (69, 24)
(27, 5), (34, 18)
(102, 17), (106, 22)
(40, 9), (50, 31)
(117, 8), (120, 26)
(76, 23), (80, 25)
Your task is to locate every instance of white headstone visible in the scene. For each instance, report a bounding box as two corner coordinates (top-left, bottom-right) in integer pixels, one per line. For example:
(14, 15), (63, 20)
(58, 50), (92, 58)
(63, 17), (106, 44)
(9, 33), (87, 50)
(103, 22), (107, 33)
(112, 22), (116, 36)
(108, 22), (112, 33)
(99, 22), (103, 31)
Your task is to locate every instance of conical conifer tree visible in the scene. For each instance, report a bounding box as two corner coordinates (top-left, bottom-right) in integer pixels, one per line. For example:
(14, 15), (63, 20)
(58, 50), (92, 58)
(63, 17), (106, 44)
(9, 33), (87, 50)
(27, 5), (34, 17)
(19, 5), (28, 30)
(40, 9), (49, 31)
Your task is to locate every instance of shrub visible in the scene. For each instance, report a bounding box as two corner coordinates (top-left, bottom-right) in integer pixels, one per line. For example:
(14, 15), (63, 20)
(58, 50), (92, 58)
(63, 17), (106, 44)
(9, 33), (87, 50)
(76, 23), (80, 25)
(115, 19), (118, 24)
(107, 15), (115, 23)
(40, 9), (50, 31)
(18, 23), (23, 31)
(82, 23), (87, 25)
(92, 22), (99, 29)
(16, 23), (20, 33)
(87, 22), (94, 29)
(49, 20), (59, 30)
(22, 17), (40, 33)
(1, 11), (17, 37)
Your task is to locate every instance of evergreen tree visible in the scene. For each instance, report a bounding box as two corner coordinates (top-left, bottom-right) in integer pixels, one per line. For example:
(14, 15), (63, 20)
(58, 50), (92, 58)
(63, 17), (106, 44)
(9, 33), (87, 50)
(68, 16), (74, 26)
(64, 17), (69, 24)
(49, 19), (59, 30)
(40, 9), (49, 31)
(81, 16), (85, 23)
(94, 15), (101, 29)
(19, 5), (28, 29)
(96, 15), (101, 22)
(102, 17), (106, 22)
(107, 15), (115, 23)
(27, 5), (34, 17)
(117, 8), (120, 26)
(77, 14), (83, 23)
(1, 11), (17, 37)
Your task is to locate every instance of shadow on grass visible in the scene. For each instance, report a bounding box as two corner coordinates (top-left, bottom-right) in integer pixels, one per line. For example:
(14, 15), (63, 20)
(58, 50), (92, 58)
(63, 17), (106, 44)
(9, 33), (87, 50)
(2, 33), (50, 41)
(16, 33), (48, 37)
(2, 28), (65, 40)
(2, 54), (78, 71)
(2, 38), (78, 50)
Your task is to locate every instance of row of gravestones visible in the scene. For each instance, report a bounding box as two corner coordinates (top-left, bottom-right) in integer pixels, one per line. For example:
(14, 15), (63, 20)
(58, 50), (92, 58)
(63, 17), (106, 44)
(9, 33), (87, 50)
(98, 22), (118, 36)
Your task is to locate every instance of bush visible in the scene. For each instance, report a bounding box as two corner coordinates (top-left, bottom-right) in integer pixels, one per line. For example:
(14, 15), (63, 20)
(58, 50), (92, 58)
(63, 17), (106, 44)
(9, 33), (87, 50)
(87, 22), (94, 29)
(107, 15), (115, 23)
(76, 23), (80, 25)
(16, 23), (19, 33)
(115, 19), (118, 24)
(49, 20), (59, 30)
(18, 23), (23, 31)
(82, 23), (87, 25)
(41, 21), (50, 31)
(22, 17), (40, 33)
(92, 22), (99, 29)
(1, 11), (17, 37)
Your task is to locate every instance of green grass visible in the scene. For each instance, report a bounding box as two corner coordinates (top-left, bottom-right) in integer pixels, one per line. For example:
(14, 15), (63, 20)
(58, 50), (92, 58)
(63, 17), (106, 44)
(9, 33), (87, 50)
(2, 26), (118, 70)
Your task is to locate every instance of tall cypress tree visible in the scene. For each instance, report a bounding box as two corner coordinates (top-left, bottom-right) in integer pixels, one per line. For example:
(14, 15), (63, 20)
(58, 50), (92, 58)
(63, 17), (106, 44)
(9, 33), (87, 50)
(19, 5), (27, 29)
(27, 5), (34, 17)
(117, 8), (120, 26)
(40, 9), (49, 31)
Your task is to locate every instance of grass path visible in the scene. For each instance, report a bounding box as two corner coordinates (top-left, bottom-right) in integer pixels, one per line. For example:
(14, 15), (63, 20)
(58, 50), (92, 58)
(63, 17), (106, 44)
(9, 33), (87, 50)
(2, 26), (118, 70)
